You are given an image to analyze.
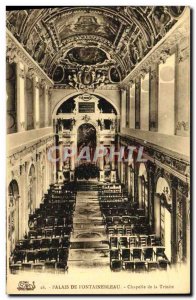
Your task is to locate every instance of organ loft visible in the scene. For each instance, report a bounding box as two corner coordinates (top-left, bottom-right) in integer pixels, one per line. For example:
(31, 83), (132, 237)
(6, 7), (190, 275)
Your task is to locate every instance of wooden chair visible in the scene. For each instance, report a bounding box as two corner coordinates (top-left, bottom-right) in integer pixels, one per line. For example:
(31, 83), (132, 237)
(148, 234), (156, 246)
(140, 235), (148, 247)
(134, 261), (146, 272)
(45, 261), (56, 269)
(28, 230), (37, 239)
(108, 227), (115, 235)
(121, 248), (130, 261)
(56, 262), (68, 272)
(22, 262), (32, 270)
(155, 247), (166, 260)
(10, 264), (22, 273)
(143, 247), (153, 261)
(117, 227), (124, 235)
(27, 251), (36, 263)
(37, 250), (49, 262)
(132, 248), (142, 261)
(41, 238), (51, 249)
(13, 251), (26, 264)
(129, 236), (137, 247)
(113, 216), (120, 225)
(125, 227), (132, 235)
(110, 237), (118, 248)
(31, 239), (41, 250)
(147, 261), (158, 271)
(122, 216), (130, 225)
(32, 263), (44, 271)
(119, 237), (128, 248)
(51, 237), (60, 248)
(110, 259), (122, 271)
(44, 228), (53, 238)
(110, 249), (119, 260)
(124, 261), (134, 271)
(61, 237), (70, 248)
(58, 248), (68, 262)
(48, 248), (58, 261)
(158, 259), (168, 270)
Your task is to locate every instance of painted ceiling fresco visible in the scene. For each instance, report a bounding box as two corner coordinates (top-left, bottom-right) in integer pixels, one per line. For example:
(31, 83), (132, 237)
(6, 6), (186, 88)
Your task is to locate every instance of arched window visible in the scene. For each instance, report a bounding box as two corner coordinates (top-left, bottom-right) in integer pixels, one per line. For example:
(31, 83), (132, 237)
(155, 176), (172, 261)
(138, 163), (148, 215)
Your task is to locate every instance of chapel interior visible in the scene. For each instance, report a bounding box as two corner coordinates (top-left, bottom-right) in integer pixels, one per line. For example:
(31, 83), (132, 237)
(6, 6), (190, 273)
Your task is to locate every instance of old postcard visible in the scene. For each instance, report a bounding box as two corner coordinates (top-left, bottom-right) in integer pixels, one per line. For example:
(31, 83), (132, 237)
(6, 6), (191, 295)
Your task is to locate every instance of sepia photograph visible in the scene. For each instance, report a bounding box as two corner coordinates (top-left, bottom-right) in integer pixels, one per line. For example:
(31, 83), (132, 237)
(6, 5), (191, 295)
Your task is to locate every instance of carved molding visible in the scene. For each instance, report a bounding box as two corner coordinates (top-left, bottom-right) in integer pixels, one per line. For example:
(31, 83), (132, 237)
(26, 67), (35, 79)
(121, 10), (190, 85)
(6, 7), (188, 84)
(176, 121), (189, 131)
(6, 29), (53, 87)
(159, 49), (171, 64)
(18, 68), (25, 79)
(119, 134), (190, 184)
(7, 135), (55, 167)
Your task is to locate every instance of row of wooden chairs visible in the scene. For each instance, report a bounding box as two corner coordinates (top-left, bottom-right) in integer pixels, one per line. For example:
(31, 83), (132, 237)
(29, 216), (73, 229)
(110, 247), (166, 262)
(110, 259), (168, 272)
(10, 261), (68, 273)
(40, 202), (75, 210)
(12, 248), (69, 264)
(15, 236), (70, 251)
(110, 235), (156, 248)
(107, 225), (149, 236)
(28, 225), (72, 239)
(105, 215), (146, 225)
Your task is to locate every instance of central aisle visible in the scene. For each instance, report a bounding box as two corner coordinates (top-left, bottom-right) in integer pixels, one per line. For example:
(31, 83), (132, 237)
(68, 188), (109, 269)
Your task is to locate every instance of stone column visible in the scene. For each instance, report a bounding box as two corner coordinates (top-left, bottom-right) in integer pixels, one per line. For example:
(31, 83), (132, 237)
(129, 83), (136, 129)
(135, 79), (141, 129)
(149, 64), (158, 131)
(175, 38), (190, 136)
(134, 160), (139, 205)
(126, 85), (130, 128)
(186, 195), (190, 262)
(120, 89), (126, 130)
(33, 76), (40, 129)
(44, 85), (49, 127)
(147, 162), (156, 229)
(16, 62), (26, 131)
(171, 177), (178, 264)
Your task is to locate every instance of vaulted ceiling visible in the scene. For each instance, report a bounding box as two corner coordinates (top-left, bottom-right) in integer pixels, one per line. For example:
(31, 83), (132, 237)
(6, 6), (185, 88)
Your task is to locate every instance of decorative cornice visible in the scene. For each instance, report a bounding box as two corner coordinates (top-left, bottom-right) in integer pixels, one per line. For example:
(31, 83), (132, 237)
(8, 134), (54, 166)
(120, 9), (190, 86)
(119, 134), (190, 184)
(6, 29), (54, 87)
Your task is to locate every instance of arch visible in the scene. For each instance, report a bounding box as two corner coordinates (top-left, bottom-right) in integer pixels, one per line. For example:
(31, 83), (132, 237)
(29, 163), (35, 176)
(8, 179), (20, 252)
(8, 179), (19, 198)
(77, 123), (97, 168)
(154, 176), (172, 261)
(52, 91), (120, 117)
(156, 176), (171, 195)
(138, 163), (148, 213)
(138, 163), (147, 180)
